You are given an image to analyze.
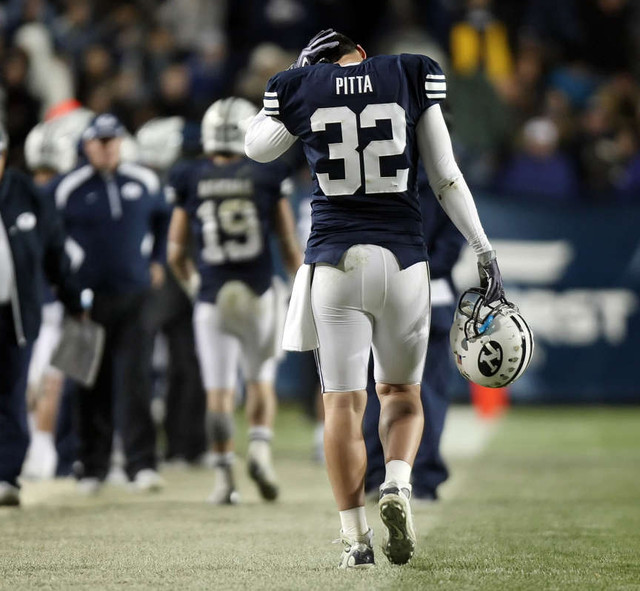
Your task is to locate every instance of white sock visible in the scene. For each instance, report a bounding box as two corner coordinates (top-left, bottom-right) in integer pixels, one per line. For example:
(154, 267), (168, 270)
(339, 506), (369, 540)
(247, 439), (272, 466)
(384, 460), (412, 485)
(248, 426), (273, 465)
(32, 430), (55, 449)
(248, 425), (273, 443)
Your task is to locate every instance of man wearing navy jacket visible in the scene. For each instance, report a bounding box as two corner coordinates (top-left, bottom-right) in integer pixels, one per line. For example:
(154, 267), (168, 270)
(363, 168), (465, 501)
(51, 114), (170, 493)
(0, 124), (83, 506)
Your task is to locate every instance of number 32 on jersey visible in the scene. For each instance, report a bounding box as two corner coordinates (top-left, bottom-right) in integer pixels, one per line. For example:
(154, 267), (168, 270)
(310, 102), (408, 196)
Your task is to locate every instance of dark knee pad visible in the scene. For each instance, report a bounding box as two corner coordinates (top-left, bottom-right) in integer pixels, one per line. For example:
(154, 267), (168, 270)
(206, 412), (234, 445)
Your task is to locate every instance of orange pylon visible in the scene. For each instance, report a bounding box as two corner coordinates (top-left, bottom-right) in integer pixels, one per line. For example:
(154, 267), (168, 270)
(470, 383), (509, 418)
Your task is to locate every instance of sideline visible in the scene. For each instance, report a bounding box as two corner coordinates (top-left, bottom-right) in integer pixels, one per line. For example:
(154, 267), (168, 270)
(427, 405), (501, 505)
(440, 405), (500, 461)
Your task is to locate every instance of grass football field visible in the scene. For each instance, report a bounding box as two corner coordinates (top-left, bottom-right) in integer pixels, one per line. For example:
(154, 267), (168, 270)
(1, 405), (639, 590)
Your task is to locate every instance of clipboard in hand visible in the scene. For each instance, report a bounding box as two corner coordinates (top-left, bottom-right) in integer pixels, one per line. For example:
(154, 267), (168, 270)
(50, 317), (105, 388)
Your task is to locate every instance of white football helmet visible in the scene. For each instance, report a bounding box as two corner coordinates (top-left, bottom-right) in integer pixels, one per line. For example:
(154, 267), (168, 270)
(48, 107), (95, 172)
(25, 108), (95, 174)
(119, 134), (140, 163)
(135, 116), (185, 171)
(201, 97), (258, 155)
(450, 288), (534, 388)
(24, 123), (54, 171)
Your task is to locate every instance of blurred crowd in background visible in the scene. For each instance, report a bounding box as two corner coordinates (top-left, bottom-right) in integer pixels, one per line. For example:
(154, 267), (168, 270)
(2, 0), (640, 202)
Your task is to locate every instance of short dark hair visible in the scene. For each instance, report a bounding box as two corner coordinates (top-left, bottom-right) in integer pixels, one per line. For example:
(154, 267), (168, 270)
(315, 33), (358, 65)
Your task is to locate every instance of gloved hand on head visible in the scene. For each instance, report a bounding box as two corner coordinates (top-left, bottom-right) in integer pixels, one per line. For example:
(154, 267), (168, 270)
(290, 29), (340, 69)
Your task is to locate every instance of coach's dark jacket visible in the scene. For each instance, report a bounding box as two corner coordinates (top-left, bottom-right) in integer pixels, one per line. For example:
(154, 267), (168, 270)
(50, 162), (169, 295)
(0, 168), (82, 345)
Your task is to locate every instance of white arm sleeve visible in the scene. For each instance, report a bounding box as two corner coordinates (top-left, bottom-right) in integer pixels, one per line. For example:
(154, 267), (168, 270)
(417, 104), (492, 256)
(245, 110), (298, 163)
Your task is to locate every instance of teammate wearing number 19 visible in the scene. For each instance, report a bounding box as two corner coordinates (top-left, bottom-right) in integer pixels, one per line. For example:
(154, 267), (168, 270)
(246, 31), (505, 568)
(167, 98), (302, 505)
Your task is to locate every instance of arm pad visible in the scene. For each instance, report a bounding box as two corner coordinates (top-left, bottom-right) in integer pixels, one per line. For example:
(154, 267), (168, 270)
(245, 110), (298, 163)
(416, 104), (492, 257)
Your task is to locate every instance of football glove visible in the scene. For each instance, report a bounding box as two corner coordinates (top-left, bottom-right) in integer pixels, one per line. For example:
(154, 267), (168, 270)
(477, 250), (505, 303)
(291, 29), (340, 68)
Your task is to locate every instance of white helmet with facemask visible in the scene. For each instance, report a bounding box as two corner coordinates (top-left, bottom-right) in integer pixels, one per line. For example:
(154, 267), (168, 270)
(135, 117), (185, 171)
(450, 288), (534, 388)
(201, 97), (258, 156)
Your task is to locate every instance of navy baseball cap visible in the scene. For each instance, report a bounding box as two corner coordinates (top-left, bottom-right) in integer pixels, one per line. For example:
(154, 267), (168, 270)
(82, 113), (125, 141)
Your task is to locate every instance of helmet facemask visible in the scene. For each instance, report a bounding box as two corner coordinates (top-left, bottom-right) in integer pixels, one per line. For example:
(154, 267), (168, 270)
(451, 288), (534, 388)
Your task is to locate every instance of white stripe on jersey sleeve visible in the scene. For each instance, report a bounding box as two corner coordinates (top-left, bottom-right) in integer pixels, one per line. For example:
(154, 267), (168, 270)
(263, 90), (280, 115)
(424, 73), (446, 100)
(425, 81), (446, 92)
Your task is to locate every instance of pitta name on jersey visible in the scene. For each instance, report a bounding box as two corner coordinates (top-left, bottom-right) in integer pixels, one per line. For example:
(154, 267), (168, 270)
(197, 178), (254, 199)
(335, 74), (373, 95)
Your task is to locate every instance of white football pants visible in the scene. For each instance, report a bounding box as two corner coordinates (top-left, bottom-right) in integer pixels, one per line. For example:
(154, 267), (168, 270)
(193, 283), (278, 390)
(311, 245), (431, 392)
(27, 301), (64, 388)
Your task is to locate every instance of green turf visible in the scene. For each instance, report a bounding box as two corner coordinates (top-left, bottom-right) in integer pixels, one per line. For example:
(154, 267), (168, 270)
(1, 406), (639, 590)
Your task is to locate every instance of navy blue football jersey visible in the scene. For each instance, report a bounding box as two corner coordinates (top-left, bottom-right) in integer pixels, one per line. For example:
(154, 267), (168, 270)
(263, 54), (446, 267)
(168, 157), (290, 303)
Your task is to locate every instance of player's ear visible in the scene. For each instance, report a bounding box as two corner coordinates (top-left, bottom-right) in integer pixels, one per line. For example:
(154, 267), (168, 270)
(356, 44), (367, 60)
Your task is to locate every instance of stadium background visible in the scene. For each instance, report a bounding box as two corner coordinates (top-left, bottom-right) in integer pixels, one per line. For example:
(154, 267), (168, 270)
(3, 0), (638, 404)
(2, 2), (640, 590)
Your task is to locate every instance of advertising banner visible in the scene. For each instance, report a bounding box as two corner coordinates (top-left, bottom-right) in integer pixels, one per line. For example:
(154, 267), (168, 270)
(452, 198), (640, 403)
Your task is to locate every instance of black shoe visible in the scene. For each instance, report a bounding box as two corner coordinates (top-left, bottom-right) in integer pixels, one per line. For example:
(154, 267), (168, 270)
(247, 458), (279, 501)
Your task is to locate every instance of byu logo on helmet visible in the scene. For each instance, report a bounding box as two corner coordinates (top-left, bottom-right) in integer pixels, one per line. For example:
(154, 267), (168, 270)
(450, 288), (534, 388)
(478, 341), (502, 377)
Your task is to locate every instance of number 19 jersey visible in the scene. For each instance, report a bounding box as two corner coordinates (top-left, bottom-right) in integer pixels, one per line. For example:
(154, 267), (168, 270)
(263, 53), (447, 268)
(168, 157), (289, 303)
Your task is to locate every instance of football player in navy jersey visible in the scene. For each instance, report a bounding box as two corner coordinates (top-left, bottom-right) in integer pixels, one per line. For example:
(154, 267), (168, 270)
(21, 122), (70, 481)
(245, 31), (505, 568)
(167, 98), (302, 505)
